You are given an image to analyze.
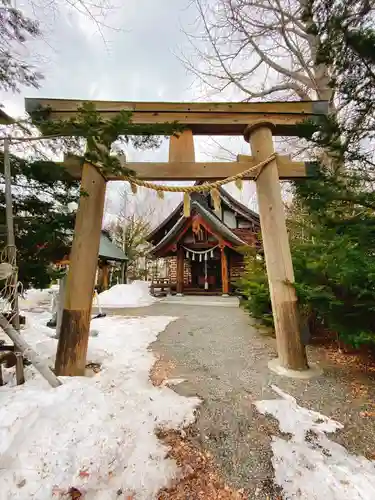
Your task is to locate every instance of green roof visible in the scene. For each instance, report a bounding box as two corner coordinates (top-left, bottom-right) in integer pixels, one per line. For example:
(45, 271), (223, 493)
(0, 108), (14, 124)
(99, 232), (128, 262)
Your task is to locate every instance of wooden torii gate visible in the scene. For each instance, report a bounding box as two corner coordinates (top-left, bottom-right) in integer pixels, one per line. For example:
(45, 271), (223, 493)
(25, 98), (327, 377)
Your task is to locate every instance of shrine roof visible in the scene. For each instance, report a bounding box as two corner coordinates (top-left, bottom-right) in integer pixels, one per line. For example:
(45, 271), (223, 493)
(147, 187), (259, 244)
(99, 231), (127, 262)
(149, 201), (248, 256)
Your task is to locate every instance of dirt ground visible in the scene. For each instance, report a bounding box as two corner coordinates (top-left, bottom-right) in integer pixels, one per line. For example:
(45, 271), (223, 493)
(105, 302), (375, 499)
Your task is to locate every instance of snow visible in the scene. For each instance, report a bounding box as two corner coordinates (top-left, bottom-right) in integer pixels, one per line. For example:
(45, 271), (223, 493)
(97, 281), (157, 308)
(19, 287), (58, 311)
(0, 310), (199, 499)
(255, 385), (375, 499)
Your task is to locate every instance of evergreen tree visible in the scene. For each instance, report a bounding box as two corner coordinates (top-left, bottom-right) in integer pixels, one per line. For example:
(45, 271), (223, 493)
(0, 1), (180, 289)
(0, 0), (41, 92)
(238, 0), (375, 346)
(0, 0), (57, 290)
(0, 155), (79, 289)
(1, 103), (178, 289)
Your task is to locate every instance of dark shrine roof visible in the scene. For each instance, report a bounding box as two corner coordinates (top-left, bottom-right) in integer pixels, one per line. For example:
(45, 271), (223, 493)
(149, 201), (248, 256)
(218, 187), (260, 223)
(99, 231), (128, 262)
(147, 187), (259, 245)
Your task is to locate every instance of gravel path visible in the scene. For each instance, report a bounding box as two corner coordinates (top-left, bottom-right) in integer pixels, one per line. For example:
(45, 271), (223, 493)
(107, 303), (375, 498)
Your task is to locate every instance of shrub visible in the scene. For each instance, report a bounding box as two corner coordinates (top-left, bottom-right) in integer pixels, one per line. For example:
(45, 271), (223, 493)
(235, 251), (273, 326)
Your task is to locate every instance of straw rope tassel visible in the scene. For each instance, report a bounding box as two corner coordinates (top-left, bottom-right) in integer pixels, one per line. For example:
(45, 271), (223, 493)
(130, 182), (137, 194)
(235, 178), (243, 191)
(183, 192), (191, 217)
(157, 190), (164, 200)
(211, 188), (221, 213)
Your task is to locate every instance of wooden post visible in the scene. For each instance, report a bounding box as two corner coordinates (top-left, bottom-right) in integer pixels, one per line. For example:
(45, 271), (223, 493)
(3, 138), (24, 385)
(121, 261), (126, 284)
(55, 162), (106, 376)
(55, 274), (67, 339)
(170, 130), (194, 297)
(0, 314), (62, 387)
(245, 123), (307, 371)
(176, 246), (184, 295)
(103, 264), (110, 290)
(98, 262), (110, 291)
(221, 247), (229, 295)
(169, 129), (195, 162)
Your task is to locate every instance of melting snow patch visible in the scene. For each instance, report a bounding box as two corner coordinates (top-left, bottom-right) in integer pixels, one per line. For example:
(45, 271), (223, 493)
(19, 287), (57, 311)
(0, 313), (199, 499)
(255, 385), (375, 499)
(98, 281), (157, 308)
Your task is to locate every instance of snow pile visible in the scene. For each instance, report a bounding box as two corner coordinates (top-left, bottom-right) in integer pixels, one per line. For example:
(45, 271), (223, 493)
(98, 281), (157, 308)
(255, 385), (375, 499)
(0, 312), (199, 499)
(19, 286), (58, 311)
(2, 286), (57, 314)
(0, 297), (10, 313)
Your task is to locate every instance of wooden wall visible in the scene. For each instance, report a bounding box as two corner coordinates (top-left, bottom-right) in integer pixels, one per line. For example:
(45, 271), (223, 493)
(168, 256), (191, 284)
(167, 252), (245, 288)
(229, 253), (245, 281)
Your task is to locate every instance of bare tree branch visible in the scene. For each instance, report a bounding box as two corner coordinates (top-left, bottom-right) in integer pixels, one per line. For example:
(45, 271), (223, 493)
(180, 0), (333, 103)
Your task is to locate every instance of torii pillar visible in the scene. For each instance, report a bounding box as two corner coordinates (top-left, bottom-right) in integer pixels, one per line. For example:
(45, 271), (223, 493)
(55, 162), (106, 376)
(245, 123), (308, 372)
(169, 130), (195, 296)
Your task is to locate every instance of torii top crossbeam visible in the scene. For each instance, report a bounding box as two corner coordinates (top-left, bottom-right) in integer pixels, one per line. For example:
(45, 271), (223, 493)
(25, 98), (328, 136)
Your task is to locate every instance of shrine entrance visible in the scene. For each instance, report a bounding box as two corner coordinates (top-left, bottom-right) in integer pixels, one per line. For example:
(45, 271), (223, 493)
(190, 253), (222, 293)
(148, 192), (254, 296)
(25, 98), (327, 377)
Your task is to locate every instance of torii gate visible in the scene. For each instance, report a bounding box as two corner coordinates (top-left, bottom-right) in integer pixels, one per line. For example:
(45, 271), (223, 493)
(25, 98), (327, 377)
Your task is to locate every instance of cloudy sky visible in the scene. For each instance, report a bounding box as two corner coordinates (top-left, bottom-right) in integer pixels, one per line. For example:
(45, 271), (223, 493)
(1, 0), (258, 223)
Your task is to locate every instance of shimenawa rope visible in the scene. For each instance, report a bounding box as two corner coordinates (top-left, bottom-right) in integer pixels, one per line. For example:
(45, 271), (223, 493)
(123, 153), (276, 216)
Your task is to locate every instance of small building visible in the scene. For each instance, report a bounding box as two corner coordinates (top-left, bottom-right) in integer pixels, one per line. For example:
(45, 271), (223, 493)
(56, 230), (128, 292)
(97, 230), (128, 291)
(147, 188), (260, 295)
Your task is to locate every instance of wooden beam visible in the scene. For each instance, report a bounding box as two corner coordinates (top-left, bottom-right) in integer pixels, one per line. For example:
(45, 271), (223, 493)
(55, 162), (106, 376)
(25, 98), (328, 115)
(246, 124), (308, 372)
(221, 247), (229, 295)
(61, 154), (317, 181)
(237, 154), (318, 179)
(169, 129), (195, 162)
(25, 98), (328, 137)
